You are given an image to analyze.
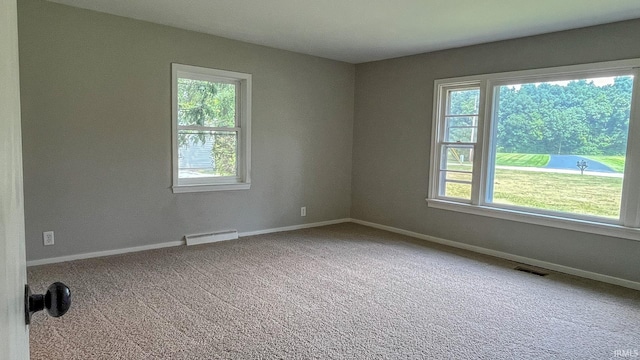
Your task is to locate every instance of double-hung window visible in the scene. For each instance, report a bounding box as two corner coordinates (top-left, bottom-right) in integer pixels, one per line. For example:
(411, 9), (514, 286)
(429, 59), (640, 240)
(171, 64), (251, 193)
(434, 85), (481, 201)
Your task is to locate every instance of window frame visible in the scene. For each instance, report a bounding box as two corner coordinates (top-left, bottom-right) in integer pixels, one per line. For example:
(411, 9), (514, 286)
(433, 83), (483, 204)
(171, 63), (252, 193)
(428, 59), (640, 241)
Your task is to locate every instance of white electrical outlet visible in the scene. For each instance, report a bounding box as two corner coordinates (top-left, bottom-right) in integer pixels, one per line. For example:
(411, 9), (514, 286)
(43, 231), (55, 246)
(301, 207), (306, 217)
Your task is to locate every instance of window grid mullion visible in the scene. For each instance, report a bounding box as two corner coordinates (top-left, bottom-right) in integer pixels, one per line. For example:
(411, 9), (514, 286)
(178, 125), (241, 132)
(440, 169), (473, 174)
(441, 142), (475, 146)
(444, 179), (473, 185)
(444, 115), (479, 118)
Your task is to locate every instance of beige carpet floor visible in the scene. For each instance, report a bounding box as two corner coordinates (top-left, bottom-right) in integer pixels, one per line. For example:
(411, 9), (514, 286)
(28, 223), (640, 359)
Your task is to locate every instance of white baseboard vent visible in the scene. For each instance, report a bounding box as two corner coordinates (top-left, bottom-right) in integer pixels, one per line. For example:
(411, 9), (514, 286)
(185, 230), (238, 246)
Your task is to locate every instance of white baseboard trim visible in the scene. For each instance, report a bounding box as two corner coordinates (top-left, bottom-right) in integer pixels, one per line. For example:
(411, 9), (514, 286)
(27, 216), (639, 291)
(26, 218), (352, 267)
(351, 218), (640, 291)
(239, 218), (351, 237)
(26, 240), (185, 267)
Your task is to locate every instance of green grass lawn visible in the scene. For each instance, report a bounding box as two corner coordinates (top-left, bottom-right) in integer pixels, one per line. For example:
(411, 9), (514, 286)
(495, 153), (550, 167)
(584, 155), (625, 173)
(445, 169), (621, 218)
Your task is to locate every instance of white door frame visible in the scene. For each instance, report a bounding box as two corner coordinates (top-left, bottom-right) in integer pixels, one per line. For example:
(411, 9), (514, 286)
(0, 0), (30, 358)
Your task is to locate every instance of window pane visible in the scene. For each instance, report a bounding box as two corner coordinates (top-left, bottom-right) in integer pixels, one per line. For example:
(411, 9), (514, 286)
(177, 78), (237, 127)
(491, 169), (623, 218)
(444, 182), (471, 200)
(178, 130), (238, 178)
(445, 116), (477, 143)
(488, 75), (633, 219)
(441, 146), (474, 172)
(447, 89), (480, 115)
(444, 171), (472, 182)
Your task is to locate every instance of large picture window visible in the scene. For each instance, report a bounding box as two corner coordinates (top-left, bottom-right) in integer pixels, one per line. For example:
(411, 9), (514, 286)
(428, 59), (640, 239)
(171, 64), (251, 193)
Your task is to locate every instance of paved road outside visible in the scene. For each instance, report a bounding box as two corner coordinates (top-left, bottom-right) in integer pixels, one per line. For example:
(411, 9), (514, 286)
(545, 155), (615, 173)
(496, 165), (622, 178)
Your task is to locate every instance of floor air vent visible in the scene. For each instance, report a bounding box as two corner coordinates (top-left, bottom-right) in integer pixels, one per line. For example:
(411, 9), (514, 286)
(185, 230), (238, 246)
(514, 265), (549, 277)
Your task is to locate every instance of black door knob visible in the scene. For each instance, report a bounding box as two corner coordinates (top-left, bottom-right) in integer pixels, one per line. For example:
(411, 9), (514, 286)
(25, 282), (72, 324)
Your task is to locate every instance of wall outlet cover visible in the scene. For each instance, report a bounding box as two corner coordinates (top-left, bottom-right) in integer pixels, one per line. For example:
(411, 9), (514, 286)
(43, 231), (55, 246)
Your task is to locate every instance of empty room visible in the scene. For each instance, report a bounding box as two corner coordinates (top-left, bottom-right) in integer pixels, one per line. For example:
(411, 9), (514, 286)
(3, 0), (640, 359)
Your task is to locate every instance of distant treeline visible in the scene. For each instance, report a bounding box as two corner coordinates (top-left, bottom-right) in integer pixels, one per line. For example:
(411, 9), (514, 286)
(454, 76), (633, 156)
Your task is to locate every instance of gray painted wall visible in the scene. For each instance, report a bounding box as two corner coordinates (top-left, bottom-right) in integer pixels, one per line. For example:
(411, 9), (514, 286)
(352, 20), (640, 283)
(18, 0), (354, 261)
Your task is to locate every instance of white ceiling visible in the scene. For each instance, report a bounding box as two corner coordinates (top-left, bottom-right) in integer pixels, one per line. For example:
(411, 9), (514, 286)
(47, 0), (640, 64)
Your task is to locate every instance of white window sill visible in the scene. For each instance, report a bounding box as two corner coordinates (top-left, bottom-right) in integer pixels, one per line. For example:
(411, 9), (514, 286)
(426, 198), (640, 242)
(172, 183), (251, 193)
